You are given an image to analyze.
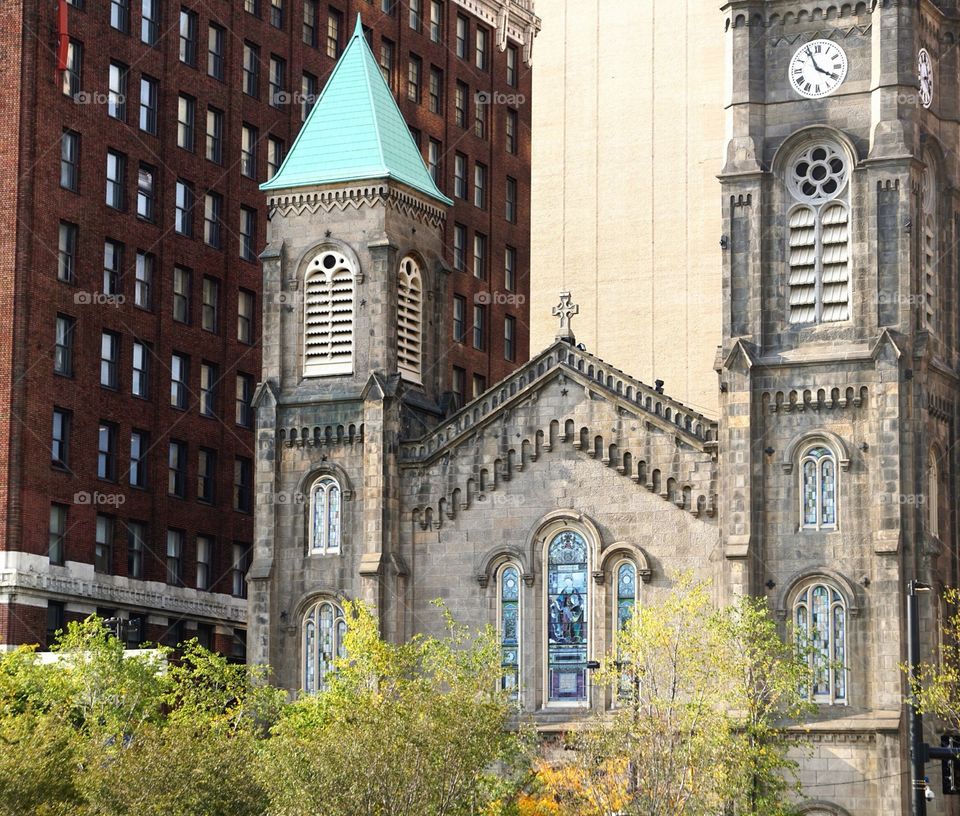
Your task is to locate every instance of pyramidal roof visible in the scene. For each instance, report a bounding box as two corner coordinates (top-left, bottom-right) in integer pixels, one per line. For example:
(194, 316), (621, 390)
(260, 16), (452, 205)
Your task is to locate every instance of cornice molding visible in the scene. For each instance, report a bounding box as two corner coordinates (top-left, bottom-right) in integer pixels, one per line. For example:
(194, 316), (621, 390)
(266, 182), (447, 228)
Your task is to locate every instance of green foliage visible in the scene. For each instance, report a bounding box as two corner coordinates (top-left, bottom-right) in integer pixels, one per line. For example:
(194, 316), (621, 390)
(907, 587), (960, 730)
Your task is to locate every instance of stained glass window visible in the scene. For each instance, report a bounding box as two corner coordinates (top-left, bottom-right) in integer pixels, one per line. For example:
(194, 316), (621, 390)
(310, 476), (341, 553)
(500, 566), (520, 698)
(616, 562), (637, 699)
(547, 530), (588, 703)
(800, 446), (837, 530)
(794, 582), (846, 704)
(303, 599), (346, 693)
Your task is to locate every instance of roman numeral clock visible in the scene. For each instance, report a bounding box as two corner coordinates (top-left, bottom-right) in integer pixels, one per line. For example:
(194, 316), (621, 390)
(789, 39), (848, 98)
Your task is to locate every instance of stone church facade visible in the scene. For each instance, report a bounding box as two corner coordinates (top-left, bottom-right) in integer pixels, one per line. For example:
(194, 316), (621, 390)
(249, 5), (960, 814)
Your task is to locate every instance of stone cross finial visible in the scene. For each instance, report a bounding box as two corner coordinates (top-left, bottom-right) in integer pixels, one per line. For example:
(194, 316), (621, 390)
(553, 291), (579, 343)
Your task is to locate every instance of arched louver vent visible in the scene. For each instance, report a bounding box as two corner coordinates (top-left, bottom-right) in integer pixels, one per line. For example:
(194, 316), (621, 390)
(921, 162), (938, 333)
(397, 256), (423, 383)
(304, 250), (355, 377)
(819, 203), (849, 322)
(788, 206), (817, 324)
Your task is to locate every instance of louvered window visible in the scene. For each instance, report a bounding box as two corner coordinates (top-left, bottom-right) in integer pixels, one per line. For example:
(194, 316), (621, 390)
(397, 256), (423, 383)
(786, 142), (850, 324)
(303, 250), (355, 377)
(921, 163), (938, 333)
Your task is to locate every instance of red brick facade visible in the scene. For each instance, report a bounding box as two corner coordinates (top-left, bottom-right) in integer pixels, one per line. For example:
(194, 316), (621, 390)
(0, 0), (534, 650)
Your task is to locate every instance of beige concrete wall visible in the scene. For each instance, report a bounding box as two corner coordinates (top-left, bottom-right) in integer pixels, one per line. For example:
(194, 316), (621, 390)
(530, 0), (725, 416)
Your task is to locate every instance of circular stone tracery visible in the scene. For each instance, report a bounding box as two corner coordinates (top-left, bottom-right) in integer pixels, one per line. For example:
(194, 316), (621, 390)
(788, 143), (849, 203)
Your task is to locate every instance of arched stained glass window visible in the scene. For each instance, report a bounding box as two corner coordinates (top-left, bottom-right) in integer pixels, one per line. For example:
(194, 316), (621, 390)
(302, 599), (347, 693)
(801, 445), (837, 530)
(615, 561), (637, 699)
(794, 582), (846, 704)
(928, 452), (940, 540)
(310, 476), (342, 554)
(547, 530), (589, 704)
(499, 565), (520, 698)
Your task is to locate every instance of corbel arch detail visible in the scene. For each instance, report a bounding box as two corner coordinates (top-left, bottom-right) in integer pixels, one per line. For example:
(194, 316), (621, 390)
(774, 566), (863, 620)
(781, 430), (851, 473)
(598, 541), (652, 584)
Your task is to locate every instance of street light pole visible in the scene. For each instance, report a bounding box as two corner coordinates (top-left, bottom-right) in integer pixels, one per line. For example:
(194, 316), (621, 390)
(908, 580), (932, 816)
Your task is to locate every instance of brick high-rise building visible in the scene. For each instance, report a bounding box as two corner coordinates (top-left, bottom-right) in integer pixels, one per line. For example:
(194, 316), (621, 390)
(0, 0), (538, 653)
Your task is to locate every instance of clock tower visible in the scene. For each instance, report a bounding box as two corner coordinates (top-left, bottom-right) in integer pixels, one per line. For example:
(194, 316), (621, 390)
(719, 1), (960, 812)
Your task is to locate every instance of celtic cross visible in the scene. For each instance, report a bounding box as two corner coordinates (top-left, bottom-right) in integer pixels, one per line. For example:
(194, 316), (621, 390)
(553, 291), (579, 343)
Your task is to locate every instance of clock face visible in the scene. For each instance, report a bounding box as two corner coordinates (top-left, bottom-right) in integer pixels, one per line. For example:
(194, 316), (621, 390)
(918, 48), (934, 108)
(789, 40), (848, 99)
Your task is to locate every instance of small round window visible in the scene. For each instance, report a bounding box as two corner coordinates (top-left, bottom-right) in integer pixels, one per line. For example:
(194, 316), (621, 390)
(788, 142), (849, 203)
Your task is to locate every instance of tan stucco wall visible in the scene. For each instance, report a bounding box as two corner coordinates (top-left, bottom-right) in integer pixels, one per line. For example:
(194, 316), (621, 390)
(530, 0), (725, 416)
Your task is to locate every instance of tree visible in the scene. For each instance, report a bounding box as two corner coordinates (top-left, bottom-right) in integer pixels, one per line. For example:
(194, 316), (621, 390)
(263, 601), (529, 816)
(528, 577), (810, 816)
(908, 587), (960, 731)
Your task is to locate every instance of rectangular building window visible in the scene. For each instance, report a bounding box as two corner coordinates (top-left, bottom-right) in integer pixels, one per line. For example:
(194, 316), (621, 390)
(236, 373), (254, 427)
(206, 107), (223, 164)
(474, 98), (487, 139)
(234, 458), (252, 513)
(132, 340), (150, 398)
(105, 150), (125, 210)
(476, 27), (489, 70)
(303, 0), (318, 46)
(108, 61), (127, 120)
(179, 9), (198, 66)
(453, 295), (466, 342)
(61, 130), (79, 191)
(506, 176), (517, 223)
(269, 55), (286, 107)
(472, 373), (486, 398)
(54, 315), (75, 376)
(455, 15), (468, 59)
(139, 75), (158, 134)
(142, 0), (159, 45)
(196, 536), (213, 589)
(241, 124), (258, 178)
(49, 504), (68, 565)
(136, 163), (155, 221)
(208, 23), (225, 80)
(166, 529), (183, 585)
(504, 315), (516, 361)
(244, 0), (259, 15)
(172, 266), (191, 323)
(175, 180), (194, 236)
(454, 81), (467, 128)
(507, 45), (518, 87)
(454, 153), (467, 199)
(238, 290), (255, 344)
(127, 521), (146, 579)
(409, 0), (421, 30)
(270, 0), (284, 28)
(379, 39), (394, 85)
(177, 94), (195, 150)
(58, 221), (78, 283)
(451, 366), (466, 406)
(326, 8), (342, 58)
(473, 233), (487, 279)
(100, 331), (120, 389)
(62, 39), (82, 98)
(198, 449), (216, 504)
(103, 240), (122, 296)
(232, 543), (250, 598)
(302, 72), (318, 120)
(430, 0), (442, 42)
(429, 66), (442, 113)
(135, 251), (153, 309)
(95, 514), (113, 574)
(200, 362), (218, 417)
(407, 55), (421, 103)
(129, 429), (148, 488)
(474, 163), (487, 209)
(267, 136), (284, 179)
(168, 440), (186, 497)
(202, 277), (220, 332)
(170, 353), (189, 409)
(204, 192), (222, 248)
(453, 223), (466, 271)
(240, 207), (257, 261)
(243, 42), (260, 97)
(427, 139), (441, 184)
(505, 246), (517, 291)
(97, 421), (117, 480)
(51, 408), (71, 469)
(506, 108), (518, 154)
(472, 304), (486, 350)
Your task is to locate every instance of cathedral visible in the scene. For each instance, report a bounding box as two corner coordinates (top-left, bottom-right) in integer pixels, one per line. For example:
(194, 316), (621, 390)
(248, 4), (960, 814)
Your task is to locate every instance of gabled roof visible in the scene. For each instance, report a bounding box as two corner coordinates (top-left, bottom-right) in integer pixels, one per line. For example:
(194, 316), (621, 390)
(260, 16), (453, 206)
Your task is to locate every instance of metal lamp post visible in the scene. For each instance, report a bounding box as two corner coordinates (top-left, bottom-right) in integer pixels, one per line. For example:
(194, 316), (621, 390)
(908, 580), (932, 816)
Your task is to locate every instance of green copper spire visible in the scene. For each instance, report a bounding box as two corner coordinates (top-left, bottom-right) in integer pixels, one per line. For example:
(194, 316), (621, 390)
(260, 15), (452, 205)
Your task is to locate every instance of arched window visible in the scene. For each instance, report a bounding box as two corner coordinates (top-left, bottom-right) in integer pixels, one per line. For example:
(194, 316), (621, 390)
(302, 599), (346, 693)
(614, 561), (637, 699)
(800, 445), (837, 530)
(303, 249), (355, 377)
(397, 256), (423, 383)
(921, 162), (938, 333)
(546, 530), (589, 704)
(928, 451), (940, 540)
(309, 476), (341, 554)
(498, 564), (520, 698)
(793, 582), (846, 704)
(785, 140), (850, 324)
